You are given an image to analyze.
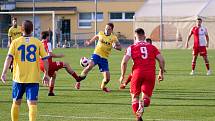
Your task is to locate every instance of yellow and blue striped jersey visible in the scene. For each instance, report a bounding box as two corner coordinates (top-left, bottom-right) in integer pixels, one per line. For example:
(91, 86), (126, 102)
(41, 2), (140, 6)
(8, 36), (48, 83)
(94, 31), (118, 58)
(8, 26), (22, 41)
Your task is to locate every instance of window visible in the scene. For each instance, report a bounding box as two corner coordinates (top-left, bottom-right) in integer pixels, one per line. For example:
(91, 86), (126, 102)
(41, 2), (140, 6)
(109, 12), (135, 21)
(79, 12), (103, 28)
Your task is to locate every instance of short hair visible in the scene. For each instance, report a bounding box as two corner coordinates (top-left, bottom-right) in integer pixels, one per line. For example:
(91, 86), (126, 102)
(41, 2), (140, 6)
(107, 23), (114, 29)
(197, 17), (202, 21)
(135, 28), (145, 35)
(41, 31), (49, 40)
(146, 38), (152, 44)
(22, 20), (33, 35)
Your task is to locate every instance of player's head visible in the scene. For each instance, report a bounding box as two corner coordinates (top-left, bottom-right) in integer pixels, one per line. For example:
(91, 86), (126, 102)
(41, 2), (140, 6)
(105, 23), (114, 36)
(134, 28), (145, 42)
(41, 31), (49, 40)
(146, 38), (152, 44)
(22, 20), (33, 36)
(12, 17), (17, 27)
(196, 17), (202, 26)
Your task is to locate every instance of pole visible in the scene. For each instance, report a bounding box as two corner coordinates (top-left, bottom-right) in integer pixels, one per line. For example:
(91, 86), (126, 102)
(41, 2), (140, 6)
(160, 0), (163, 49)
(94, 0), (98, 46)
(33, 0), (35, 37)
(52, 11), (55, 49)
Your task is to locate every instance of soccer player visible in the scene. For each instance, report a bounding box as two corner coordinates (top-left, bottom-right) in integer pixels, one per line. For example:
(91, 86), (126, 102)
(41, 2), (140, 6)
(78, 23), (122, 92)
(8, 17), (22, 72)
(185, 17), (211, 75)
(119, 38), (152, 89)
(1, 20), (50, 121)
(119, 28), (165, 121)
(39, 31), (81, 96)
(8, 17), (22, 47)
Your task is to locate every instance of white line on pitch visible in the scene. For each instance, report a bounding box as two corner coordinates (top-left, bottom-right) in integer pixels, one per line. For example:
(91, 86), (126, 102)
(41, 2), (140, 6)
(21, 114), (193, 121)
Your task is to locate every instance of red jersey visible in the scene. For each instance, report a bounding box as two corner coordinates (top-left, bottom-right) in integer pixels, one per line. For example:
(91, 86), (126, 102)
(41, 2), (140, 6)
(40, 39), (52, 64)
(125, 41), (160, 71)
(190, 26), (208, 48)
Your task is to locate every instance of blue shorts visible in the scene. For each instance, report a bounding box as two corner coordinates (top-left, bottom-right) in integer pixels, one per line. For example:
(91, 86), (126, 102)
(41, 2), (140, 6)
(91, 54), (109, 72)
(12, 81), (39, 101)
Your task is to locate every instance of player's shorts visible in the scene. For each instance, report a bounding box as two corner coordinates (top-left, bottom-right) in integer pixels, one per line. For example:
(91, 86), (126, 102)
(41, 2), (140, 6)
(40, 61), (64, 77)
(193, 46), (207, 56)
(91, 54), (109, 72)
(130, 69), (156, 97)
(12, 81), (39, 101)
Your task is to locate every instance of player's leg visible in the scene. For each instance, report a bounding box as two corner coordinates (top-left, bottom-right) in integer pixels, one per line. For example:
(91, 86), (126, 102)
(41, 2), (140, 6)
(48, 73), (56, 96)
(63, 62), (81, 81)
(80, 55), (97, 79)
(101, 71), (111, 92)
(11, 82), (25, 121)
(190, 47), (199, 75)
(26, 83), (39, 121)
(202, 55), (211, 75)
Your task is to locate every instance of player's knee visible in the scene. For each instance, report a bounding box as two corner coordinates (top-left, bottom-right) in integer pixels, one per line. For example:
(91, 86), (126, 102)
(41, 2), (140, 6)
(13, 100), (22, 105)
(143, 97), (151, 107)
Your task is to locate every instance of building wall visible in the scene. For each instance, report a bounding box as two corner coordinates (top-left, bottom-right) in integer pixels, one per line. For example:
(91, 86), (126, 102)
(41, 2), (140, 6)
(15, 1), (144, 40)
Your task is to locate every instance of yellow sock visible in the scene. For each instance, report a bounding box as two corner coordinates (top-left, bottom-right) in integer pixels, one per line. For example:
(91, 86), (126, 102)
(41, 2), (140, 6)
(81, 72), (86, 77)
(29, 105), (37, 121)
(11, 103), (20, 121)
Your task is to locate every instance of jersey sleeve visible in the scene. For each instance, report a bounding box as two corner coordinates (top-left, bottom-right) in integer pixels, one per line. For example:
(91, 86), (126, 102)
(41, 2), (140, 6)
(125, 46), (131, 56)
(8, 28), (12, 37)
(153, 45), (160, 57)
(47, 42), (52, 52)
(39, 42), (49, 60)
(7, 40), (15, 58)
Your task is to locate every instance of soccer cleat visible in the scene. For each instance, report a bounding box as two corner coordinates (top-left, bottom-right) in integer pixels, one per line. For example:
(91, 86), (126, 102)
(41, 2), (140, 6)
(75, 82), (81, 90)
(136, 100), (144, 118)
(137, 117), (143, 121)
(102, 87), (111, 93)
(78, 75), (86, 82)
(207, 70), (211, 76)
(119, 83), (126, 89)
(190, 70), (194, 75)
(48, 92), (55, 96)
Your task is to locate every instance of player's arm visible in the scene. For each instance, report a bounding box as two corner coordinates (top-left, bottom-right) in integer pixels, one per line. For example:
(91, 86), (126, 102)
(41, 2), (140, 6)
(185, 28), (193, 48)
(85, 35), (99, 46)
(205, 29), (209, 47)
(119, 55), (131, 83)
(46, 42), (64, 58)
(1, 55), (13, 84)
(113, 41), (122, 51)
(156, 54), (165, 82)
(8, 29), (12, 47)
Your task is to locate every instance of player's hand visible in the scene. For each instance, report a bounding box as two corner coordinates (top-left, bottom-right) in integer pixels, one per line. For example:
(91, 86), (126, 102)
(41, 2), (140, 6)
(157, 74), (164, 83)
(42, 74), (50, 86)
(1, 74), (6, 84)
(185, 43), (189, 48)
(119, 76), (124, 84)
(84, 40), (90, 46)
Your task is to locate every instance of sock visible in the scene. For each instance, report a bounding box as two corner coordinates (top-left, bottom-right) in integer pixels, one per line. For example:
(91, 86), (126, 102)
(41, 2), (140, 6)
(49, 86), (54, 93)
(29, 105), (37, 121)
(192, 62), (196, 71)
(143, 98), (151, 107)
(11, 103), (19, 121)
(81, 72), (87, 77)
(71, 72), (79, 81)
(125, 74), (132, 85)
(132, 99), (139, 114)
(205, 63), (210, 70)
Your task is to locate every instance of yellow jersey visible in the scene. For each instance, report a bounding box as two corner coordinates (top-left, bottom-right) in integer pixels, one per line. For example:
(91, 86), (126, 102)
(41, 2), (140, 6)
(8, 26), (22, 41)
(8, 36), (48, 83)
(94, 31), (118, 58)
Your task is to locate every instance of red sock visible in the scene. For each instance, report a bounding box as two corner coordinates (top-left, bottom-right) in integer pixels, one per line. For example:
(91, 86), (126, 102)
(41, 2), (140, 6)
(205, 63), (210, 70)
(192, 62), (196, 70)
(49, 86), (54, 93)
(71, 72), (79, 81)
(125, 74), (132, 85)
(132, 100), (139, 114)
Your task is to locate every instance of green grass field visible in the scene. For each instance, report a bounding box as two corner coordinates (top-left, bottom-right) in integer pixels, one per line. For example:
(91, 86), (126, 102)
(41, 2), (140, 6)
(0, 48), (215, 121)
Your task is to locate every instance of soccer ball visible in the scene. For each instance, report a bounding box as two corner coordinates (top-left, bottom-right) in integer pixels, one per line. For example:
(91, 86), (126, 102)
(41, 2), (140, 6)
(80, 57), (89, 67)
